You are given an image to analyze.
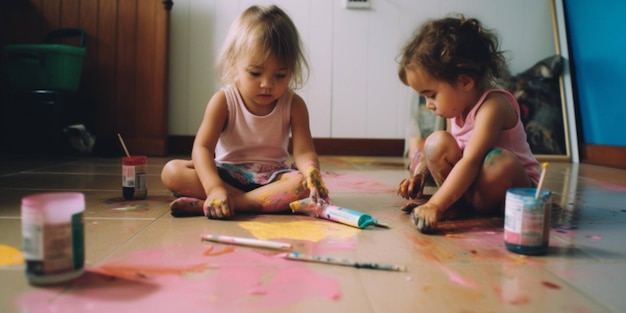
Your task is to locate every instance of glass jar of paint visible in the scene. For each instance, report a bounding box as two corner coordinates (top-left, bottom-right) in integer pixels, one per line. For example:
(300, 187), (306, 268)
(122, 156), (148, 200)
(504, 188), (551, 255)
(21, 192), (85, 285)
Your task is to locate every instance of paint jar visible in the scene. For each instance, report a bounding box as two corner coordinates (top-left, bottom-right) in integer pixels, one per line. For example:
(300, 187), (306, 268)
(122, 156), (147, 200)
(504, 188), (552, 255)
(21, 192), (85, 285)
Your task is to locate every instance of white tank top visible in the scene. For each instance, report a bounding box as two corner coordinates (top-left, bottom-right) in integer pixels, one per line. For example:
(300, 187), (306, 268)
(214, 84), (292, 168)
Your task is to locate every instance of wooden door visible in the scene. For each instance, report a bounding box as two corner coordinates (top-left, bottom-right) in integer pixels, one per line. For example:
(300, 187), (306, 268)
(0, 0), (173, 156)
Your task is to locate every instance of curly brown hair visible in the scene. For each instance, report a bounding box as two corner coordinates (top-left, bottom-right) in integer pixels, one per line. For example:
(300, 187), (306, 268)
(398, 15), (509, 89)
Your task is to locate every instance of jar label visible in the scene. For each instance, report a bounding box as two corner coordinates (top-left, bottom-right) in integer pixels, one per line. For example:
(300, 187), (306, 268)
(504, 195), (549, 247)
(22, 211), (84, 276)
(122, 164), (147, 192)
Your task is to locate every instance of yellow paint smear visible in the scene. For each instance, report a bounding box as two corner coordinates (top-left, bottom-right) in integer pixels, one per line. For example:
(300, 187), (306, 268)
(0, 244), (24, 266)
(238, 220), (360, 242)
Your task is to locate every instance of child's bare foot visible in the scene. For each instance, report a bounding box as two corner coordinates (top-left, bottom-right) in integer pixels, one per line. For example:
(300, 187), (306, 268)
(169, 197), (204, 217)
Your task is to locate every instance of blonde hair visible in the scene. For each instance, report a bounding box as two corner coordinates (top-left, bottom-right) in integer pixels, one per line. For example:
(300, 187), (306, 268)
(398, 15), (508, 89)
(217, 5), (309, 90)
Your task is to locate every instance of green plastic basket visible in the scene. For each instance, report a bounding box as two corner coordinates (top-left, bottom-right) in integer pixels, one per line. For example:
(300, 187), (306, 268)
(4, 44), (86, 91)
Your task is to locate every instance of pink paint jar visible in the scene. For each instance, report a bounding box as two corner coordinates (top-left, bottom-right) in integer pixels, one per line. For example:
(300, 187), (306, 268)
(122, 156), (147, 200)
(21, 192), (85, 285)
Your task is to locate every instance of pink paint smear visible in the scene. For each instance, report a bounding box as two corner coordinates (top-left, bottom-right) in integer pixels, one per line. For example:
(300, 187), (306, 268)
(323, 172), (395, 193)
(17, 244), (341, 313)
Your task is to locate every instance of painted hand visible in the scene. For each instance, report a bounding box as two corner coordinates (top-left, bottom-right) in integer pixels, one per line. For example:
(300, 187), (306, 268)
(304, 167), (330, 204)
(289, 198), (326, 217)
(204, 188), (233, 219)
(397, 174), (426, 200)
(409, 203), (442, 234)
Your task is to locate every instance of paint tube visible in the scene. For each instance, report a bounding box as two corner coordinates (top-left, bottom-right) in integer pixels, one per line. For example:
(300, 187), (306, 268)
(289, 198), (388, 229)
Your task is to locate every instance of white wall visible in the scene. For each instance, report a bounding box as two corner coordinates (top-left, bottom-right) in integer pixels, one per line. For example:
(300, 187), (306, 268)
(168, 0), (556, 138)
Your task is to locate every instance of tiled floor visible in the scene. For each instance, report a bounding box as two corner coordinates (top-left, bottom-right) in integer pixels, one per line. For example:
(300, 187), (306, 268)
(1, 154), (625, 312)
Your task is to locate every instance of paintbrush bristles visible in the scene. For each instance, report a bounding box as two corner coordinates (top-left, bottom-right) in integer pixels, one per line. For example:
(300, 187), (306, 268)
(535, 162), (549, 199)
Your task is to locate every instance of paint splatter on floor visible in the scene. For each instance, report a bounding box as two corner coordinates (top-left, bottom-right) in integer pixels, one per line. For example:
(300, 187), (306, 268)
(322, 172), (396, 193)
(0, 245), (23, 266)
(17, 244), (341, 312)
(238, 220), (361, 242)
(541, 281), (561, 289)
(110, 203), (150, 211)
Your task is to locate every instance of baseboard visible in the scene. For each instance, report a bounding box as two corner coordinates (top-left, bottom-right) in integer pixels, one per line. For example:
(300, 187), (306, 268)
(581, 144), (626, 169)
(168, 136), (626, 169)
(167, 136), (405, 157)
(167, 135), (195, 156)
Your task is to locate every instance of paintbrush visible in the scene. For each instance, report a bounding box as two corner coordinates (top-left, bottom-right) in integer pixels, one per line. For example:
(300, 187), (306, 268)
(283, 252), (406, 272)
(201, 234), (292, 251)
(117, 133), (131, 157)
(535, 162), (549, 198)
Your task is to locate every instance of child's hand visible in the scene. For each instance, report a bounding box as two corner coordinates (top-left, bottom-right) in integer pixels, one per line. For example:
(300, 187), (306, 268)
(204, 188), (233, 219)
(397, 174), (426, 199)
(303, 166), (330, 204)
(409, 203), (442, 234)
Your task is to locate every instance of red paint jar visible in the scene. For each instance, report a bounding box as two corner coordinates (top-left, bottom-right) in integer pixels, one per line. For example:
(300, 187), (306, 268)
(122, 156), (147, 200)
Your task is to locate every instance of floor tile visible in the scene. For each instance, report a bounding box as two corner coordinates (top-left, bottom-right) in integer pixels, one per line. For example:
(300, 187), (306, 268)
(1, 155), (625, 312)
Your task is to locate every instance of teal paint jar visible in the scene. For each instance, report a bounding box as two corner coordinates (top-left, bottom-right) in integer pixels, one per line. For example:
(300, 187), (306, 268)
(504, 188), (551, 255)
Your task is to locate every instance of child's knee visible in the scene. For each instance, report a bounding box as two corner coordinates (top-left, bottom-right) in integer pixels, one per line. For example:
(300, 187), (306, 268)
(424, 131), (458, 157)
(160, 160), (187, 190)
(424, 130), (453, 148)
(483, 148), (518, 170)
(481, 148), (530, 187)
(160, 160), (177, 186)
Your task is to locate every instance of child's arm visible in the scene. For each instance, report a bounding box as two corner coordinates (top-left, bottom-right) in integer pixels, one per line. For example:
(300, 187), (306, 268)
(289, 94), (329, 202)
(418, 93), (518, 228)
(191, 90), (232, 217)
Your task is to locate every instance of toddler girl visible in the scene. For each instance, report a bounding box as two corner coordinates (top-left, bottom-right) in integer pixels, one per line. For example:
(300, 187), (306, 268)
(161, 5), (329, 219)
(396, 15), (540, 233)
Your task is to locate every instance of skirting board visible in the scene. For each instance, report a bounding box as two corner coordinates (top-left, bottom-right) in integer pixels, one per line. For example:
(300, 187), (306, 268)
(581, 144), (626, 170)
(168, 136), (626, 170)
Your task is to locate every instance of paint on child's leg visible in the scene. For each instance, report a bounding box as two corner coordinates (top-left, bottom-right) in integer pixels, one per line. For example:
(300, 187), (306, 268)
(274, 171), (309, 198)
(169, 197), (204, 217)
(484, 148), (504, 165)
(259, 191), (295, 212)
